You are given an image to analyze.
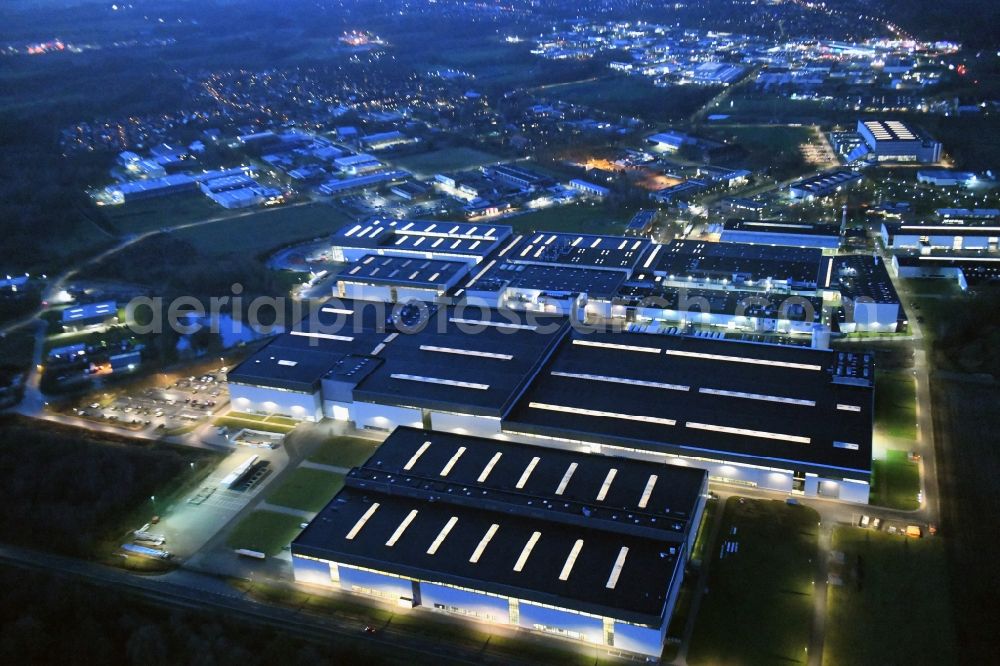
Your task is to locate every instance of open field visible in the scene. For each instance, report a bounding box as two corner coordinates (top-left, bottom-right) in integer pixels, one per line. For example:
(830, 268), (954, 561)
(266, 468), (344, 513)
(874, 368), (918, 441)
(390, 147), (502, 177)
(506, 203), (630, 234)
(225, 510), (304, 556)
(823, 527), (955, 665)
(100, 192), (223, 235)
(870, 449), (920, 510)
(172, 202), (352, 258)
(549, 76), (719, 121)
(931, 377), (1000, 662)
(687, 497), (819, 666)
(307, 436), (378, 469)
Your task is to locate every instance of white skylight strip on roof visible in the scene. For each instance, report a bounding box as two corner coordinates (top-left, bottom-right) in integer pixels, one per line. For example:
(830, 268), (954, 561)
(390, 374), (490, 390)
(277, 359), (298, 367)
(919, 256), (1000, 262)
(572, 339), (661, 354)
(477, 452), (503, 483)
(596, 468), (618, 501)
(419, 345), (514, 361)
(498, 235), (522, 258)
(515, 456), (541, 489)
(699, 387), (815, 407)
(837, 403), (862, 412)
(552, 371), (688, 392)
(529, 402), (676, 426)
(290, 330), (354, 342)
(470, 524), (499, 563)
(321, 306), (355, 315)
(427, 516), (459, 555)
(345, 502), (380, 540)
(555, 462), (578, 496)
(642, 243), (662, 269)
(606, 546), (629, 589)
(449, 317), (537, 331)
(685, 421), (811, 444)
(638, 474), (658, 509)
(559, 539), (585, 581)
(386, 509), (418, 547)
(665, 349), (822, 371)
(343, 224), (363, 237)
(513, 531), (542, 572)
(439, 446), (467, 477)
(403, 441), (432, 471)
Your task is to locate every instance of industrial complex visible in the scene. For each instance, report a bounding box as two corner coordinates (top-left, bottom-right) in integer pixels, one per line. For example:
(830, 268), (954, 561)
(292, 427), (708, 658)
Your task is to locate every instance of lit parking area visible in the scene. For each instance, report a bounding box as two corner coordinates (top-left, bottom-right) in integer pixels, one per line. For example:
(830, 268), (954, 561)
(61, 366), (230, 435)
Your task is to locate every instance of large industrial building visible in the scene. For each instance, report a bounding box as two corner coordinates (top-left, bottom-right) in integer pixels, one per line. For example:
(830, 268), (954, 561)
(228, 300), (875, 502)
(856, 120), (941, 163)
(325, 220), (901, 333)
(880, 219), (1000, 252)
(291, 427), (708, 658)
(719, 220), (841, 250)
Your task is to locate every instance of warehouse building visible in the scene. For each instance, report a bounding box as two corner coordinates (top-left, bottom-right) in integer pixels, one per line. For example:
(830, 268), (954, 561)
(788, 169), (863, 199)
(613, 277), (826, 335)
(229, 299), (873, 501)
(505, 330), (873, 503)
(330, 218), (513, 264)
(881, 220), (1000, 252)
(720, 220), (841, 250)
(830, 255), (902, 333)
(292, 427), (708, 658)
(857, 120), (941, 163)
(464, 263), (628, 318)
(503, 232), (651, 277)
(892, 253), (1000, 289)
(642, 240), (830, 292)
(61, 300), (118, 332)
(335, 254), (473, 302)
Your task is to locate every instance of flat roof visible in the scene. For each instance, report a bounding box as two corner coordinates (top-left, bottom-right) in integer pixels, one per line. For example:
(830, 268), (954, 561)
(62, 300), (116, 323)
(352, 304), (570, 417)
(293, 427), (704, 622)
(617, 278), (824, 321)
(860, 119), (920, 142)
(832, 255), (900, 305)
(886, 220), (1000, 236)
(476, 262), (628, 299)
(644, 240), (825, 287)
(227, 343), (345, 393)
(789, 169), (862, 194)
(337, 254), (470, 289)
(722, 220), (840, 237)
(505, 331), (874, 476)
(332, 218), (513, 259)
(506, 232), (651, 274)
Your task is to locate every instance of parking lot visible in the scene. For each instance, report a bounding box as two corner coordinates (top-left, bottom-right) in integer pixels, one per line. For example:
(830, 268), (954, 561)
(63, 366), (230, 435)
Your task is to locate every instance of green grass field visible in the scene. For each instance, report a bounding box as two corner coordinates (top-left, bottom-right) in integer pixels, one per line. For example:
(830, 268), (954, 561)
(551, 75), (719, 120)
(874, 369), (918, 441)
(172, 202), (352, 258)
(687, 497), (819, 666)
(307, 436), (378, 469)
(506, 203), (629, 234)
(708, 125), (812, 155)
(101, 192), (223, 235)
(870, 449), (920, 510)
(266, 467), (344, 513)
(823, 527), (955, 665)
(390, 147), (501, 177)
(225, 510), (304, 556)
